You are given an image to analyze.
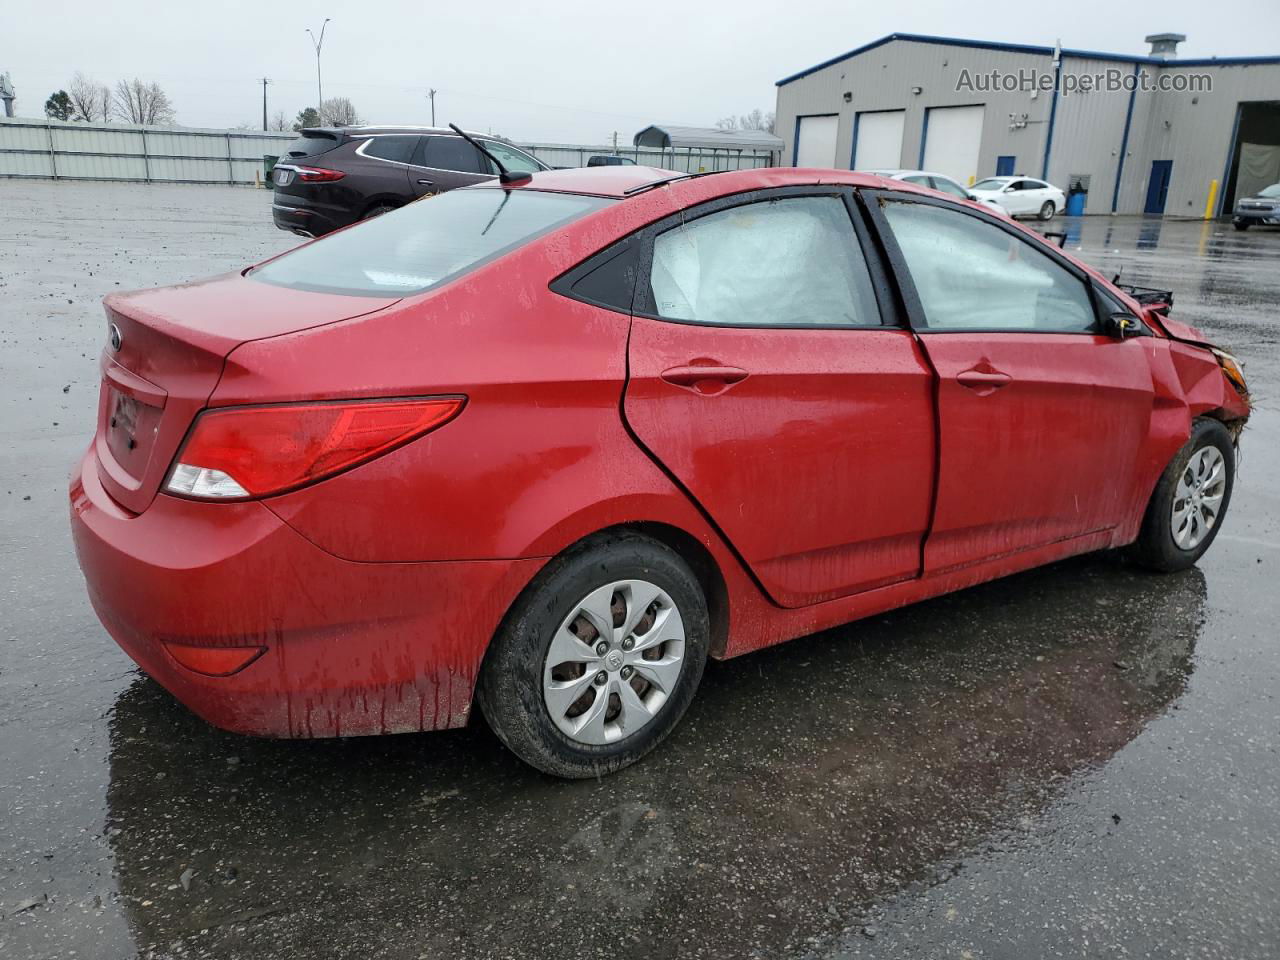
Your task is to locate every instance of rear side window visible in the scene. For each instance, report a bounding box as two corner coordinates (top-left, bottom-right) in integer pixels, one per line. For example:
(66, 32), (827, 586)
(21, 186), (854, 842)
(416, 136), (490, 174)
(882, 201), (1096, 332)
(930, 177), (969, 198)
(285, 133), (340, 158)
(648, 196), (880, 327)
(250, 189), (613, 297)
(362, 136), (418, 163)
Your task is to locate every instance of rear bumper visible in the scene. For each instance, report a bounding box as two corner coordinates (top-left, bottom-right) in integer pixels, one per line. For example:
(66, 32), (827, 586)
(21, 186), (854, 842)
(270, 194), (350, 237)
(69, 450), (541, 738)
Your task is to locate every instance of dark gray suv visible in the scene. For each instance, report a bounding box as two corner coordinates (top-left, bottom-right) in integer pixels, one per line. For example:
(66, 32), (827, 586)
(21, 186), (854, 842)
(1233, 183), (1280, 231)
(271, 126), (548, 237)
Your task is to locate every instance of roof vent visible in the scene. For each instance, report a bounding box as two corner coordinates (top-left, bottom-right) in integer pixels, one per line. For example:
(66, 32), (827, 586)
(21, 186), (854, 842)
(1145, 33), (1186, 60)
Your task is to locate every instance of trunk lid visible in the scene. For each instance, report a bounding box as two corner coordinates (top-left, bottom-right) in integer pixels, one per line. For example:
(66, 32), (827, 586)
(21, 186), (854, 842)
(95, 273), (399, 513)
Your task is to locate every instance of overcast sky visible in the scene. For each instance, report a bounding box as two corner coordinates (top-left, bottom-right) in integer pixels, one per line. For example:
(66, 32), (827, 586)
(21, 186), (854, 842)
(5, 0), (1279, 144)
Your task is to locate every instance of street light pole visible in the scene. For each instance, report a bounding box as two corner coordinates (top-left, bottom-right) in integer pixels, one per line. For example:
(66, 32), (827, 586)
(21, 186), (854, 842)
(306, 19), (331, 120)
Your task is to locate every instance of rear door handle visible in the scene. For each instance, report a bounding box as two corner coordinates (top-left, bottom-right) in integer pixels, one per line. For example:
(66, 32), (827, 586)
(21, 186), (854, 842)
(660, 363), (749, 392)
(956, 367), (1011, 394)
(416, 179), (434, 186)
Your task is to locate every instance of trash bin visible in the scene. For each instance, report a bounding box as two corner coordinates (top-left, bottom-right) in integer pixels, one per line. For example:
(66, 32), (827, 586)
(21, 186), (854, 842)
(1065, 189), (1087, 216)
(263, 155), (279, 181)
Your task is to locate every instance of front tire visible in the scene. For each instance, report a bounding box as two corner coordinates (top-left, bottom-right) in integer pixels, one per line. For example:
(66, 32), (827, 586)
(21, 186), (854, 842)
(1132, 418), (1236, 572)
(477, 533), (709, 778)
(1039, 200), (1057, 221)
(1233, 220), (1250, 231)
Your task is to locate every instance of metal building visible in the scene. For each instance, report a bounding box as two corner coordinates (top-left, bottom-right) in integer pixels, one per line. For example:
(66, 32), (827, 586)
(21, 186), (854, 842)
(633, 124), (784, 171)
(775, 32), (1280, 216)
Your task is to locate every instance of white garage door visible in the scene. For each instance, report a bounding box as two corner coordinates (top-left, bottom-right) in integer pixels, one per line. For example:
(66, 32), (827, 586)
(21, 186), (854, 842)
(795, 115), (839, 168)
(921, 105), (985, 186)
(853, 111), (905, 170)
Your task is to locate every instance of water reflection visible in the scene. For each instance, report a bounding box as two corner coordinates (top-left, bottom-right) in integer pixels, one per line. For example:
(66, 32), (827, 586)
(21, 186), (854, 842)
(105, 555), (1205, 958)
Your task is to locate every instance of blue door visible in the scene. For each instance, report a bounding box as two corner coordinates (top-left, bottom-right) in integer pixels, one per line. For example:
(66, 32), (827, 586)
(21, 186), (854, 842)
(996, 155), (1016, 176)
(1144, 160), (1173, 214)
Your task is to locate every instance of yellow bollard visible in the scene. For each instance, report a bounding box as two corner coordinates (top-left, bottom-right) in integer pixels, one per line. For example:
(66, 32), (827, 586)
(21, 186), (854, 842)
(1203, 179), (1219, 220)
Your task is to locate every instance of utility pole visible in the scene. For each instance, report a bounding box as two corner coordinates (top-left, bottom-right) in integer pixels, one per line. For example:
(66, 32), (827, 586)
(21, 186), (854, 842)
(306, 19), (331, 119)
(612, 131), (618, 152)
(260, 77), (271, 131)
(427, 88), (437, 126)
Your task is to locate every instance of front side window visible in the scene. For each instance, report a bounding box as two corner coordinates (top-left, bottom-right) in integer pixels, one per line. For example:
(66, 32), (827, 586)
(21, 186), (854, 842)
(417, 136), (490, 174)
(251, 188), (612, 297)
(649, 196), (880, 328)
(482, 141), (542, 174)
(882, 201), (1096, 332)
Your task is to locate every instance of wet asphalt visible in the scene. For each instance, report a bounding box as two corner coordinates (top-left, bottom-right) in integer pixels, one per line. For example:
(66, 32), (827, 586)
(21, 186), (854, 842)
(1, 180), (1278, 960)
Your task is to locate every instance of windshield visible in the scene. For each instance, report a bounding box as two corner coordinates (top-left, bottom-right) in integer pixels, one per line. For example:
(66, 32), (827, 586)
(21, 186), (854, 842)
(971, 178), (1008, 192)
(251, 189), (613, 296)
(1259, 183), (1280, 199)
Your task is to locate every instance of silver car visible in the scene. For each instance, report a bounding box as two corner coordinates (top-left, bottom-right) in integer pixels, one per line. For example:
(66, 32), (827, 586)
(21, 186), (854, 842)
(869, 169), (1009, 216)
(1233, 183), (1280, 231)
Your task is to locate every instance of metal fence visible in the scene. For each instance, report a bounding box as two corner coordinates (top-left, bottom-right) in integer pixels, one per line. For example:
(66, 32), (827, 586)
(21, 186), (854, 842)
(0, 118), (778, 185)
(0, 118), (294, 183)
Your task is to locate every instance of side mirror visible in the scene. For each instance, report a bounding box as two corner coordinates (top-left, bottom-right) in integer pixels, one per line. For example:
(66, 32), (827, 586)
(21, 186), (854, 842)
(967, 192), (978, 201)
(1104, 312), (1139, 339)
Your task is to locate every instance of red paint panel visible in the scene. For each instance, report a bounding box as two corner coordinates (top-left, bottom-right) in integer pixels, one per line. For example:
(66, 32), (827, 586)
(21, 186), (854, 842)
(918, 333), (1156, 573)
(625, 319), (936, 607)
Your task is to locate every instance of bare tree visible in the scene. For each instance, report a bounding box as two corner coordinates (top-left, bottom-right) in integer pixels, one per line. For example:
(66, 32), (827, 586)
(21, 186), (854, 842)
(716, 109), (776, 135)
(112, 78), (176, 125)
(68, 72), (111, 122)
(319, 96), (361, 127)
(269, 110), (291, 132)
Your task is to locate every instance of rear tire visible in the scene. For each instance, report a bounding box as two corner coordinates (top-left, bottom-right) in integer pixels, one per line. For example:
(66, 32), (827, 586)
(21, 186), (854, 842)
(1132, 418), (1236, 572)
(363, 203), (397, 220)
(1233, 221), (1250, 231)
(1039, 201), (1056, 221)
(476, 532), (709, 778)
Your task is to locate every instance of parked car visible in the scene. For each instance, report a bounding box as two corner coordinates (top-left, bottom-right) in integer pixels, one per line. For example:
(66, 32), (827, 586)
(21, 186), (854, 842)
(271, 125), (548, 237)
(72, 166), (1250, 778)
(587, 155), (638, 167)
(1232, 183), (1280, 230)
(869, 169), (1008, 215)
(970, 175), (1067, 220)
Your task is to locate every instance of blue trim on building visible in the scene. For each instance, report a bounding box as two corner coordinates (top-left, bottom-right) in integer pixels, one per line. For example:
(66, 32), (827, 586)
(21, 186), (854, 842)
(775, 31), (1280, 86)
(850, 112), (860, 169)
(917, 108), (931, 169)
(1111, 65), (1141, 213)
(1219, 103), (1244, 216)
(1041, 61), (1061, 180)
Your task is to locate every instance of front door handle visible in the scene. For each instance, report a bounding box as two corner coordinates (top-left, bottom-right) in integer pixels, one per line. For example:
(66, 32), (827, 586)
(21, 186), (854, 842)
(416, 179), (434, 186)
(956, 366), (1011, 395)
(660, 363), (749, 394)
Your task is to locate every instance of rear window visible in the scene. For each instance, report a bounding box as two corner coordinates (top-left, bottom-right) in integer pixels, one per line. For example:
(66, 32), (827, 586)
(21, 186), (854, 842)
(250, 188), (614, 297)
(285, 133), (341, 158)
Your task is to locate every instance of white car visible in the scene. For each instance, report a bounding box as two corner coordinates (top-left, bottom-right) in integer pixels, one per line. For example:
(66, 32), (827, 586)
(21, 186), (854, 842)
(869, 169), (1009, 216)
(969, 176), (1067, 221)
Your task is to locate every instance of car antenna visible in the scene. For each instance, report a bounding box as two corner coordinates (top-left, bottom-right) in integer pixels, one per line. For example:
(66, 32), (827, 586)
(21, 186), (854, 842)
(448, 123), (531, 186)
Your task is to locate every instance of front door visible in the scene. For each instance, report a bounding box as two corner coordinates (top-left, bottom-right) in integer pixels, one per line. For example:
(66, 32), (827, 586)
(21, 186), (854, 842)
(407, 135), (494, 198)
(1145, 160), (1174, 214)
(624, 191), (937, 607)
(874, 196), (1155, 574)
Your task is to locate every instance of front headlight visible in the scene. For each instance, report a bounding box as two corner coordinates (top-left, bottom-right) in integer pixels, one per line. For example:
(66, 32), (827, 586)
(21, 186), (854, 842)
(1212, 348), (1248, 397)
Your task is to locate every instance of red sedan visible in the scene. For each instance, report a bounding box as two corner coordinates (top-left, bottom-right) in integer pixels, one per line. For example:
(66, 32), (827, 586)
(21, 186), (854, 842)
(70, 166), (1250, 777)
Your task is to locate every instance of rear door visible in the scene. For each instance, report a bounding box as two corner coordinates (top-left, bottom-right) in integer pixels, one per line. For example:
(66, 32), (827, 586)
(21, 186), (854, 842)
(622, 189), (937, 608)
(869, 195), (1155, 574)
(407, 135), (495, 197)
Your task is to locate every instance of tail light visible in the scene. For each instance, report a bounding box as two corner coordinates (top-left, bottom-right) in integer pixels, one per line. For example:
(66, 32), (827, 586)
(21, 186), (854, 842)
(165, 397), (464, 500)
(294, 166), (346, 182)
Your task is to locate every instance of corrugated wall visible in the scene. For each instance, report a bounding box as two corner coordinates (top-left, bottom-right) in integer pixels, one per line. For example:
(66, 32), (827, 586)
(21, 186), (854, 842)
(776, 38), (1280, 216)
(0, 118), (296, 183)
(0, 120), (779, 184)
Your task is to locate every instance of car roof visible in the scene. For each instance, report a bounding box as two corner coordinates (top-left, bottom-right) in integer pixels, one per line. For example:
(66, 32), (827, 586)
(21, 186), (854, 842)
(300, 125), (493, 139)
(468, 165), (908, 200)
(870, 169), (961, 181)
